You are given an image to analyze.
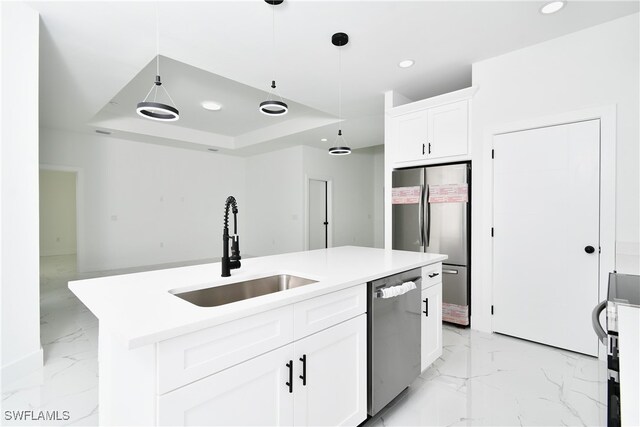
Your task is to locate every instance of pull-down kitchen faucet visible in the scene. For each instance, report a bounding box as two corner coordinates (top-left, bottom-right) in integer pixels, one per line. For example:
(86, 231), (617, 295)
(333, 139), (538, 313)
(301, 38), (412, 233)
(221, 196), (241, 277)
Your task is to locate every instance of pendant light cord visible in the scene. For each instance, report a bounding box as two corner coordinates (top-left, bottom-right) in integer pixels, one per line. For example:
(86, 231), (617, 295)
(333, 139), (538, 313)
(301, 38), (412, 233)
(272, 5), (275, 82)
(267, 3), (285, 104)
(144, 3), (178, 109)
(338, 44), (342, 126)
(156, 5), (160, 76)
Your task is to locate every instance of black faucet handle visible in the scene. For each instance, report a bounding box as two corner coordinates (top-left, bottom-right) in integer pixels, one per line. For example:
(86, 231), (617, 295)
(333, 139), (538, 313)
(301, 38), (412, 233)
(230, 236), (241, 261)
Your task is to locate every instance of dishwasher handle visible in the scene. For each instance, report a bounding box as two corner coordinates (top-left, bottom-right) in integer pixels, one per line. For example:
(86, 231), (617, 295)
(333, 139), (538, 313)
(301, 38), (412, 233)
(592, 300), (608, 345)
(375, 277), (421, 299)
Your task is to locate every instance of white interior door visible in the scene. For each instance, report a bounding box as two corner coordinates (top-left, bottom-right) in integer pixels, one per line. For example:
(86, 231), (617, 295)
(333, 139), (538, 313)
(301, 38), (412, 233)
(492, 119), (600, 356)
(308, 179), (327, 250)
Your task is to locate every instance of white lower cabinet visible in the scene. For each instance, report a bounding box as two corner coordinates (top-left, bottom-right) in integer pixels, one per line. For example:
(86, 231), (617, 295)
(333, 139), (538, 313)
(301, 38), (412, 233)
(293, 315), (367, 427)
(158, 345), (294, 426)
(421, 282), (442, 371)
(158, 312), (367, 427)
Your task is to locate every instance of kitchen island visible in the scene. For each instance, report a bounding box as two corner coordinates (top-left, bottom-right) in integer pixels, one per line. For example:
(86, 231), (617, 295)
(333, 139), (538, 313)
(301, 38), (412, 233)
(69, 246), (446, 426)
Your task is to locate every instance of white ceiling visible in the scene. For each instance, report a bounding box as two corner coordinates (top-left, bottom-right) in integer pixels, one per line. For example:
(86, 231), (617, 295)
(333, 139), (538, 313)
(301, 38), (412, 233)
(31, 0), (639, 156)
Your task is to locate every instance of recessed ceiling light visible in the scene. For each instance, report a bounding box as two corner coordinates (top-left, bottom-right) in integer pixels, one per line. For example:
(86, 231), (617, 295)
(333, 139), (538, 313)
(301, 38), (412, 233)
(202, 101), (222, 111)
(398, 59), (415, 68)
(321, 138), (327, 142)
(540, 1), (566, 14)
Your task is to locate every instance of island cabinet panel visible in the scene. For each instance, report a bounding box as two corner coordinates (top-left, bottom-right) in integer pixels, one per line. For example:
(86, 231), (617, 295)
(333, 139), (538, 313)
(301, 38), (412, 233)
(158, 313), (367, 426)
(158, 344), (294, 426)
(293, 315), (367, 427)
(293, 283), (366, 340)
(421, 282), (443, 371)
(158, 305), (294, 394)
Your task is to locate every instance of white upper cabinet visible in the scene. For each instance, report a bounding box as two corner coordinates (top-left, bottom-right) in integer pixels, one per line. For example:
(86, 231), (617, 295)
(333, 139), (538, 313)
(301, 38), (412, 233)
(386, 87), (475, 166)
(394, 109), (430, 163)
(427, 100), (468, 159)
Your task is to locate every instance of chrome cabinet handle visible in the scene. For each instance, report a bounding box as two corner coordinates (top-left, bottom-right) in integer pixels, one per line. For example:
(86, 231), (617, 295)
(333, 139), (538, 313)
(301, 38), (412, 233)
(443, 269), (458, 275)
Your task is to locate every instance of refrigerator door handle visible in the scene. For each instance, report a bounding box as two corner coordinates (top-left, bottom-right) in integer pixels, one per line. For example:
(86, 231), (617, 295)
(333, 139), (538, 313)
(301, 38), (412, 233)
(419, 185), (425, 247)
(425, 186), (431, 247)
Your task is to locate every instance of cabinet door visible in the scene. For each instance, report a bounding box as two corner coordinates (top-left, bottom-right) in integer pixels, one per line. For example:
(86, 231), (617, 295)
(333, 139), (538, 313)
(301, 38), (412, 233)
(421, 283), (443, 371)
(394, 109), (429, 163)
(158, 345), (294, 426)
(293, 315), (367, 427)
(427, 100), (468, 159)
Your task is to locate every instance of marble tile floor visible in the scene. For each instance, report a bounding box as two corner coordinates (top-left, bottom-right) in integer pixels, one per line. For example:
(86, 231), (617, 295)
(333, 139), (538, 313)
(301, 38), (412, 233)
(2, 255), (607, 426)
(365, 328), (607, 427)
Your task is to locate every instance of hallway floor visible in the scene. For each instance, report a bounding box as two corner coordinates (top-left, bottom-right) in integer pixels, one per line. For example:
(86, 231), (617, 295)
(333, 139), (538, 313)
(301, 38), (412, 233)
(2, 255), (607, 426)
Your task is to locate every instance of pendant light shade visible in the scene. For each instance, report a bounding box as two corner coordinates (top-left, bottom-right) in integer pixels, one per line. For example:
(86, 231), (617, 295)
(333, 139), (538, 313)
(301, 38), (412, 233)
(260, 0), (288, 116)
(329, 32), (351, 155)
(259, 81), (289, 116)
(329, 129), (351, 156)
(136, 9), (179, 122)
(137, 75), (179, 121)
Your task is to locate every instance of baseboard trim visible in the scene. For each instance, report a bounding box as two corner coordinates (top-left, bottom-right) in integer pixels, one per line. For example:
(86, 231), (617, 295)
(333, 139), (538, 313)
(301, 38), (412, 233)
(1, 347), (43, 386)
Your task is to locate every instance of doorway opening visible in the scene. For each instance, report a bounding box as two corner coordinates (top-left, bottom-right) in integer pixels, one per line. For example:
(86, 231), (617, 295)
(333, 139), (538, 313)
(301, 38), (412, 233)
(39, 169), (78, 262)
(306, 177), (333, 250)
(39, 167), (81, 361)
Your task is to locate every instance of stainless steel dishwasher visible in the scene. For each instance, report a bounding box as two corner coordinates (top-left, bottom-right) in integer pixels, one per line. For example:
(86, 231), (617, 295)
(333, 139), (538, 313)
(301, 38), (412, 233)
(368, 267), (422, 416)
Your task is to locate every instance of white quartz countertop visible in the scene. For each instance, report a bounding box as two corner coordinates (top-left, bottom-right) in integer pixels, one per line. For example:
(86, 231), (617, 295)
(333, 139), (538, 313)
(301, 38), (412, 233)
(69, 246), (446, 349)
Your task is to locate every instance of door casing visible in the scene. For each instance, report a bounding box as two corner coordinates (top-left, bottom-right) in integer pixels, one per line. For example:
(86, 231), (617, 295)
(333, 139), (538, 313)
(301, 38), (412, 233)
(304, 175), (333, 250)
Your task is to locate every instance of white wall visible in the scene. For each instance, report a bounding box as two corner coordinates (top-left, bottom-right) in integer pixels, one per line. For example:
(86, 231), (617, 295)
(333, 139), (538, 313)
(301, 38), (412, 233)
(470, 13), (639, 332)
(39, 170), (77, 256)
(372, 145), (385, 248)
(40, 128), (382, 271)
(302, 146), (377, 249)
(39, 128), (246, 272)
(244, 146), (304, 256)
(243, 145), (379, 257)
(1, 2), (42, 384)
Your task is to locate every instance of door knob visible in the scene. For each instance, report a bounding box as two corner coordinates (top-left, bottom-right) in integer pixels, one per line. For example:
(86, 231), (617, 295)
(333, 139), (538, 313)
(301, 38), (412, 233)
(584, 245), (595, 254)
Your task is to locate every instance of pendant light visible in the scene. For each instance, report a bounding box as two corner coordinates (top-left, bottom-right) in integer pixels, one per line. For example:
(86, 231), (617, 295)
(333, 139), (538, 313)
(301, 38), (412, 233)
(136, 8), (179, 122)
(259, 0), (288, 116)
(329, 32), (351, 156)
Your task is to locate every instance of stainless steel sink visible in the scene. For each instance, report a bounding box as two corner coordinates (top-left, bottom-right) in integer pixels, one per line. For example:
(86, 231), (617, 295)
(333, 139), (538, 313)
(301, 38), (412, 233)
(172, 274), (318, 307)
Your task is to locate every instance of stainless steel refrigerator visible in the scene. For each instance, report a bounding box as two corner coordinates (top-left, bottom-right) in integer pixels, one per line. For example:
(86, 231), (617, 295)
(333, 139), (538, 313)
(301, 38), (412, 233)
(392, 162), (471, 326)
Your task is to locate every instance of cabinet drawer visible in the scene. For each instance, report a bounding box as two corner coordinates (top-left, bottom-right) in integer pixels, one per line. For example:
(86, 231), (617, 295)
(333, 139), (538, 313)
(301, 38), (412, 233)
(158, 305), (294, 394)
(422, 263), (442, 289)
(293, 284), (366, 340)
